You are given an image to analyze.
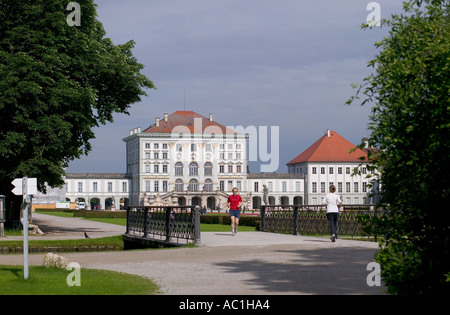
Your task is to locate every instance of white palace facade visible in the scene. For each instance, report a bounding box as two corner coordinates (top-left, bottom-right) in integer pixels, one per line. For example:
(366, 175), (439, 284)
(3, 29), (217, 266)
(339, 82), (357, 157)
(36, 111), (377, 210)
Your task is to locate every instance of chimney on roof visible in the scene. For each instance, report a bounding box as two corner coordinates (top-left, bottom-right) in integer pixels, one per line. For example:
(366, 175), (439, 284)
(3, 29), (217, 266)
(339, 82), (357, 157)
(326, 129), (331, 138)
(155, 117), (160, 127)
(164, 113), (168, 122)
(137, 127), (141, 133)
(209, 114), (213, 122)
(129, 130), (133, 136)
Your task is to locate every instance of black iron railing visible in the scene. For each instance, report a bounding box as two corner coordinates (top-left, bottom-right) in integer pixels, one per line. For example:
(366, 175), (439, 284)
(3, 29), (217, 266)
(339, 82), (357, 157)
(260, 204), (384, 239)
(125, 206), (201, 245)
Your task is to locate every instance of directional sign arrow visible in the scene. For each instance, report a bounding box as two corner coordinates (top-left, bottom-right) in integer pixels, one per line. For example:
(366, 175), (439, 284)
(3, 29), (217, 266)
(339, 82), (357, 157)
(11, 178), (37, 196)
(11, 178), (23, 196)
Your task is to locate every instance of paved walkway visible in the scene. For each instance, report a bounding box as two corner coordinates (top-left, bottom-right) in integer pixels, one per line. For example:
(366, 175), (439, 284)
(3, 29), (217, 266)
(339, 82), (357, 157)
(3, 212), (126, 241)
(0, 213), (386, 295)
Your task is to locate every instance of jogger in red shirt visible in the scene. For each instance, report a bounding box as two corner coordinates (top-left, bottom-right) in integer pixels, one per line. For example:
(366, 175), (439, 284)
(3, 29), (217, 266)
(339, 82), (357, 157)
(227, 187), (243, 235)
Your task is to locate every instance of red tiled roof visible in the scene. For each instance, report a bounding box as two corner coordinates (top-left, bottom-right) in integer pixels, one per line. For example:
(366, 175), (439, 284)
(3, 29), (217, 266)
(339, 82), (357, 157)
(143, 111), (239, 134)
(287, 130), (368, 164)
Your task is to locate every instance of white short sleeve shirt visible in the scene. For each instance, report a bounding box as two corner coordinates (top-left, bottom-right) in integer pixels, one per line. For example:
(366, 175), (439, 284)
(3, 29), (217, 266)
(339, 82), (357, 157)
(322, 193), (342, 213)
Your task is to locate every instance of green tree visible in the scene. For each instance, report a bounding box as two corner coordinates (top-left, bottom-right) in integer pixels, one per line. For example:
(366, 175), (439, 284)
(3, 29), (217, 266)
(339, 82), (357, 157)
(348, 0), (450, 294)
(0, 0), (154, 218)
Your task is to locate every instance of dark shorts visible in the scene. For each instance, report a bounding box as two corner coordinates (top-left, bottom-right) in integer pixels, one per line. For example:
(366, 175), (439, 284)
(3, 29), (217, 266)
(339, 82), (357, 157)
(229, 210), (241, 218)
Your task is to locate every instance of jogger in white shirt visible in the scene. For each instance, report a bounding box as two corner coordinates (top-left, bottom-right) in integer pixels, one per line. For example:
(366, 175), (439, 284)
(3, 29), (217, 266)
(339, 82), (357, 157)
(322, 185), (342, 242)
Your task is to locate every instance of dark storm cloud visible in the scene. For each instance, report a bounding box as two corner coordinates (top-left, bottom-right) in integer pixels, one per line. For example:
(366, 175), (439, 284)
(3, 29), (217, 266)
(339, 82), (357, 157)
(68, 0), (403, 173)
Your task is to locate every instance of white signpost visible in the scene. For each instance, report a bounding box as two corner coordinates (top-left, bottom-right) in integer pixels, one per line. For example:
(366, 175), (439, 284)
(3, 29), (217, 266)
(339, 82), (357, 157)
(12, 177), (37, 280)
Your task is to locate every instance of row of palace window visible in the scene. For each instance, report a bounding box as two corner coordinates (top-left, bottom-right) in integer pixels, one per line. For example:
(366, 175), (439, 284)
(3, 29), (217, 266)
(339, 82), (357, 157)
(311, 166), (370, 175)
(253, 181), (302, 193)
(77, 182), (128, 193)
(311, 181), (370, 193)
(142, 179), (242, 193)
(144, 151), (242, 160)
(145, 162), (242, 175)
(144, 143), (242, 151)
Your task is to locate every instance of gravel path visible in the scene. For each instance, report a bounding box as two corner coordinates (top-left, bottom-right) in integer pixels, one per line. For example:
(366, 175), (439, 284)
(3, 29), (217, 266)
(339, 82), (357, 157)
(1, 213), (385, 295)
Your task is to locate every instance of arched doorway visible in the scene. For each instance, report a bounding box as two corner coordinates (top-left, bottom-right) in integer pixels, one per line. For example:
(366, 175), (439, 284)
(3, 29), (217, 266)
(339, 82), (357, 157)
(105, 198), (113, 210)
(191, 196), (201, 207)
(120, 198), (129, 210)
(252, 196), (262, 210)
(207, 197), (216, 210)
(178, 197), (186, 206)
(90, 198), (100, 210)
(281, 196), (289, 208)
(268, 196), (276, 205)
(293, 196), (303, 206)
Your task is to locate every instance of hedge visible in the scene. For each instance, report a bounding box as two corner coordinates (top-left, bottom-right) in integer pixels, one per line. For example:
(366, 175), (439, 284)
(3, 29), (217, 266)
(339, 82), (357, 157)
(35, 209), (261, 228)
(200, 214), (260, 228)
(35, 208), (75, 213)
(72, 210), (127, 218)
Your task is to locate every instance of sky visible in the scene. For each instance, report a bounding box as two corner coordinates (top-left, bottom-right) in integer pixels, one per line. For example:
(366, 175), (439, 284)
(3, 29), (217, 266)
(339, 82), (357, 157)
(66, 0), (404, 174)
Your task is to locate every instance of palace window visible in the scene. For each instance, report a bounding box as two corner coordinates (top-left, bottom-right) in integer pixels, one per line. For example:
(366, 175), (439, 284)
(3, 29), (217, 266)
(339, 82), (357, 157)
(175, 162), (183, 175)
(175, 179), (184, 192)
(189, 162), (199, 175)
(189, 179), (199, 192)
(204, 179), (213, 192)
(204, 162), (213, 175)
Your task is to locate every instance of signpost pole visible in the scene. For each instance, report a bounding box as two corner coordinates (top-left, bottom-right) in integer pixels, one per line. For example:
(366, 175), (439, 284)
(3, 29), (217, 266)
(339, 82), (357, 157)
(12, 177), (37, 280)
(22, 177), (29, 280)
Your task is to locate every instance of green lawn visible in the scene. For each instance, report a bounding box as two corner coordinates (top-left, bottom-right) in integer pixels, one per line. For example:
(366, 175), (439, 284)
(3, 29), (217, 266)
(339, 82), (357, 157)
(0, 265), (160, 295)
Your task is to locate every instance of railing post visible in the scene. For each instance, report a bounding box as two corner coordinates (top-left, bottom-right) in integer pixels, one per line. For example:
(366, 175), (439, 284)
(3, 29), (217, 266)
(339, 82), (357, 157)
(125, 207), (130, 234)
(143, 208), (148, 238)
(260, 206), (266, 232)
(293, 206), (298, 236)
(165, 207), (171, 243)
(194, 206), (201, 246)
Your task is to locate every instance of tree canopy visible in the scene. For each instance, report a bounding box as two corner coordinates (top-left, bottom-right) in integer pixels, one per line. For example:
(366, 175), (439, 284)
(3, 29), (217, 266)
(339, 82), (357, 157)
(348, 0), (450, 294)
(0, 0), (154, 204)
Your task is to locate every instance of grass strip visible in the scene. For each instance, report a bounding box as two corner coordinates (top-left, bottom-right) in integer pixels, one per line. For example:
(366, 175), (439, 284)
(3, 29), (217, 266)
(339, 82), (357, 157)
(0, 235), (124, 252)
(0, 265), (160, 295)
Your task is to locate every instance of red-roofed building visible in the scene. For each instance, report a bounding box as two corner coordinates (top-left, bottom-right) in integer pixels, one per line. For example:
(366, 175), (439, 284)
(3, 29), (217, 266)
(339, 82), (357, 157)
(142, 111), (239, 135)
(287, 129), (378, 205)
(287, 129), (368, 164)
(122, 111), (249, 207)
(61, 120), (377, 210)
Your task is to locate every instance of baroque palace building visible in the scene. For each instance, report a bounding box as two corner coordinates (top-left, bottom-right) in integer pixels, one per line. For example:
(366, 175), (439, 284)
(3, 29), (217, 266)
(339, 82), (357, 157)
(35, 111), (377, 210)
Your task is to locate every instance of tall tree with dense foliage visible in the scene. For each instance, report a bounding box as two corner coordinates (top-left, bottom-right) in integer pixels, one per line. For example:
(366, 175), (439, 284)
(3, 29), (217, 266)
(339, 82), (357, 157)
(348, 0), (450, 294)
(0, 0), (154, 218)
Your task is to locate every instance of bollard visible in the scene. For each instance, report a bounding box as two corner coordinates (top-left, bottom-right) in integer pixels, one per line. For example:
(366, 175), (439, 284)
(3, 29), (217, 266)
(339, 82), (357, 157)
(194, 206), (201, 246)
(293, 206), (299, 236)
(260, 206), (266, 232)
